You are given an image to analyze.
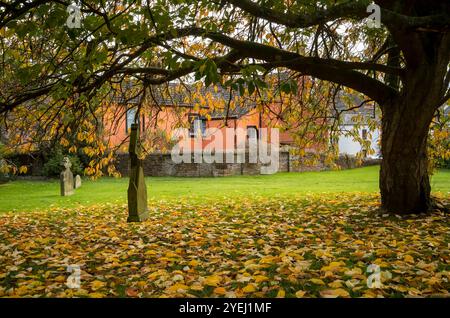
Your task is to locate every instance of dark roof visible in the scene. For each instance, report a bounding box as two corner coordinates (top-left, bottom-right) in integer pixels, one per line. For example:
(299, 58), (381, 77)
(113, 80), (381, 122)
(113, 82), (256, 119)
(332, 92), (377, 125)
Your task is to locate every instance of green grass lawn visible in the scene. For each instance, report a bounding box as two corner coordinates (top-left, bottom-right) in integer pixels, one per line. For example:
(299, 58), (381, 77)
(0, 165), (449, 213)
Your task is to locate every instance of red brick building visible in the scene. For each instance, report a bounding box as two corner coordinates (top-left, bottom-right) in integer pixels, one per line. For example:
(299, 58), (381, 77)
(104, 83), (295, 153)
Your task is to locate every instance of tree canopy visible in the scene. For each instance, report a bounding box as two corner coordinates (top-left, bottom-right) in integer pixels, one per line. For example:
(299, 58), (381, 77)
(0, 0), (449, 213)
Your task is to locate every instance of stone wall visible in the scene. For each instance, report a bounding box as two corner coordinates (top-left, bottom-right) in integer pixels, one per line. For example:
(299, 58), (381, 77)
(115, 152), (284, 177)
(6, 151), (380, 178)
(114, 152), (380, 177)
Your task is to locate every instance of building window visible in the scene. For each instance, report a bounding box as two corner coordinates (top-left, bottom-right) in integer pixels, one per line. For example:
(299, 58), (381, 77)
(362, 128), (368, 140)
(125, 107), (145, 133)
(247, 126), (258, 140)
(189, 115), (207, 137)
(126, 107), (137, 133)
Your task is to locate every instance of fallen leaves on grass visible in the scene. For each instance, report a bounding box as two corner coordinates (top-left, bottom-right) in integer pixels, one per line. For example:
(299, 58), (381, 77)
(0, 193), (448, 298)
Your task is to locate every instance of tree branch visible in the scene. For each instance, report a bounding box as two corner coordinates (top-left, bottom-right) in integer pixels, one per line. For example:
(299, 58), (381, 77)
(197, 29), (399, 104)
(222, 0), (450, 30)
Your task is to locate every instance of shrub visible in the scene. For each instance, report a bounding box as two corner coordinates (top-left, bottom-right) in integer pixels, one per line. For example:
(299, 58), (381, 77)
(0, 143), (9, 182)
(437, 157), (450, 169)
(42, 147), (83, 177)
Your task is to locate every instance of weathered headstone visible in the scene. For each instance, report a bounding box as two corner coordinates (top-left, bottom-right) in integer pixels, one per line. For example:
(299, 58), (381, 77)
(127, 124), (149, 222)
(60, 157), (74, 196)
(74, 175), (82, 189)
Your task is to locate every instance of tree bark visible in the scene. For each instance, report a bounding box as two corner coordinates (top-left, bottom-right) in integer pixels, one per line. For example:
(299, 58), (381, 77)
(380, 102), (433, 214)
(378, 19), (450, 214)
(380, 61), (446, 214)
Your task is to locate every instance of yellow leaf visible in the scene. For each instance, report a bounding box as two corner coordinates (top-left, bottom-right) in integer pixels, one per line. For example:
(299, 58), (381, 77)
(321, 261), (345, 272)
(204, 275), (222, 287)
(344, 268), (363, 276)
(137, 281), (147, 288)
(328, 280), (344, 288)
(165, 251), (178, 258)
(260, 256), (280, 264)
(362, 290), (378, 298)
(213, 287), (226, 295)
(188, 259), (200, 267)
(424, 276), (440, 286)
(404, 255), (414, 264)
(14, 286), (29, 296)
(324, 270), (335, 278)
(331, 261), (345, 267)
(60, 137), (69, 147)
(69, 145), (77, 153)
(242, 284), (256, 293)
(295, 290), (306, 298)
(392, 285), (408, 292)
(276, 289), (285, 298)
(244, 259), (255, 266)
(320, 288), (350, 298)
(309, 278), (325, 285)
(190, 283), (204, 291)
(168, 283), (189, 292)
(18, 166), (28, 174)
(73, 289), (89, 296)
(90, 280), (106, 291)
(376, 249), (391, 257)
(254, 275), (269, 283)
(54, 275), (66, 282)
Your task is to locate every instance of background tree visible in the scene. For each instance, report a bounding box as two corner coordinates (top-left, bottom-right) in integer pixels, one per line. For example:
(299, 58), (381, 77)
(0, 0), (449, 214)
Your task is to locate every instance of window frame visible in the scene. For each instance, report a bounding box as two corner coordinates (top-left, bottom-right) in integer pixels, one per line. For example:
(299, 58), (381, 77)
(246, 125), (259, 140)
(188, 114), (207, 138)
(361, 128), (368, 140)
(125, 107), (145, 134)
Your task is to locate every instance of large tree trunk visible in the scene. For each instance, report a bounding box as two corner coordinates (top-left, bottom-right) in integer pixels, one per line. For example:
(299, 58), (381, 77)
(378, 17), (450, 214)
(380, 64), (446, 214)
(379, 100), (434, 214)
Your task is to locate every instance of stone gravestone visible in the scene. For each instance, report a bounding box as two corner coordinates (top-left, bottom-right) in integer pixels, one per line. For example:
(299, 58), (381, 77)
(60, 157), (74, 196)
(127, 124), (149, 222)
(74, 175), (82, 189)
